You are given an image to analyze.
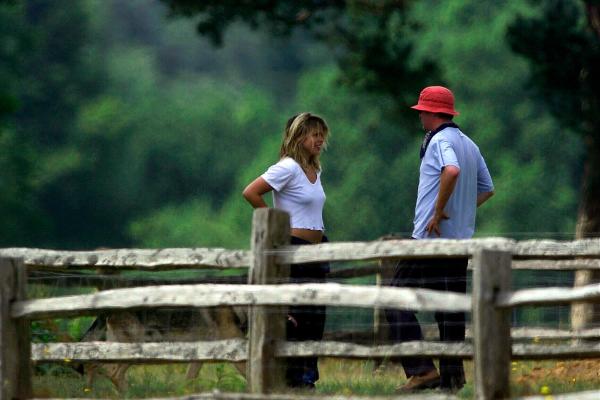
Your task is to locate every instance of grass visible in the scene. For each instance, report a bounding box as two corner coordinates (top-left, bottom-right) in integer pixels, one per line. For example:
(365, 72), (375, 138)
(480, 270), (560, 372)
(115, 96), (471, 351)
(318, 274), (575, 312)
(32, 358), (600, 398)
(33, 362), (246, 398)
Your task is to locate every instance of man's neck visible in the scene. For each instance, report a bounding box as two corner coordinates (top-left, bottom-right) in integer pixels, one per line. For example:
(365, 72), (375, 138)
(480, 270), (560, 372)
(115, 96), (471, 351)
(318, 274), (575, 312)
(430, 119), (453, 132)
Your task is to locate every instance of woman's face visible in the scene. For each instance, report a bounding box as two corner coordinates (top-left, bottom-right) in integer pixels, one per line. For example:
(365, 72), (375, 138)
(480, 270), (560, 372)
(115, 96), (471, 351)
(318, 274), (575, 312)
(302, 130), (325, 156)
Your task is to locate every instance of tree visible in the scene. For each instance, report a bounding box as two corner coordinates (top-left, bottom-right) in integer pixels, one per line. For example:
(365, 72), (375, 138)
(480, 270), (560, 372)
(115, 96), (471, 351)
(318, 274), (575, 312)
(160, 1), (440, 117)
(160, 0), (583, 242)
(159, 0), (584, 227)
(507, 0), (600, 329)
(0, 0), (103, 246)
(154, 0), (443, 245)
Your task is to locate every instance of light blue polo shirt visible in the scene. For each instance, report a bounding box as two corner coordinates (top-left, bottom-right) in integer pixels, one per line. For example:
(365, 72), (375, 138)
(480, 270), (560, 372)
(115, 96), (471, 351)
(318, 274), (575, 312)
(412, 126), (493, 239)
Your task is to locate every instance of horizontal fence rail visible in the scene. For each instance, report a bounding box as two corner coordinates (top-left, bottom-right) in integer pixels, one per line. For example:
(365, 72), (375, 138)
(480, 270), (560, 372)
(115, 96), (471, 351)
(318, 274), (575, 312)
(31, 333), (600, 364)
(497, 283), (600, 307)
(307, 340), (600, 359)
(0, 248), (250, 270)
(270, 238), (600, 264)
(29, 341), (473, 363)
(329, 259), (600, 282)
(327, 326), (600, 342)
(508, 327), (600, 339)
(510, 259), (600, 270)
(270, 239), (514, 264)
(5, 237), (600, 272)
(12, 283), (471, 320)
(511, 342), (600, 359)
(22, 258), (600, 290)
(27, 270), (248, 288)
(32, 339), (248, 363)
(30, 340), (474, 362)
(22, 278), (597, 321)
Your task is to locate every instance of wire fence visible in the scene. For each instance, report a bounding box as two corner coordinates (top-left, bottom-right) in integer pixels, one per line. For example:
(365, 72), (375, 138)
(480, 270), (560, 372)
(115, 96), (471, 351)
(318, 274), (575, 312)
(1, 210), (600, 399)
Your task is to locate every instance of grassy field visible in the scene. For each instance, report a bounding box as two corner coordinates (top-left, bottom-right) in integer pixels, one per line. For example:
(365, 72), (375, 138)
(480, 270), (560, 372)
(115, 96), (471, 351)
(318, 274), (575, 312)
(32, 358), (600, 398)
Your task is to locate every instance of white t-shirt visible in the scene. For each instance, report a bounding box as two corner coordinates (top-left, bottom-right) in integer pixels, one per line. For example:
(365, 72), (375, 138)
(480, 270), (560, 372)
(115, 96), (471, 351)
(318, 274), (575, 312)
(261, 157), (326, 231)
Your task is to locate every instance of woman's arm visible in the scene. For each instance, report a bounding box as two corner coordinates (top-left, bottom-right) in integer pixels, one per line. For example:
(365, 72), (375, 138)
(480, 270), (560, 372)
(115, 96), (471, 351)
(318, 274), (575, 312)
(242, 177), (273, 208)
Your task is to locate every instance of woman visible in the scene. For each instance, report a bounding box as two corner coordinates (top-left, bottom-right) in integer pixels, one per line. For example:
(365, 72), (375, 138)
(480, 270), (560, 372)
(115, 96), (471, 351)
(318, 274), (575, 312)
(242, 112), (330, 389)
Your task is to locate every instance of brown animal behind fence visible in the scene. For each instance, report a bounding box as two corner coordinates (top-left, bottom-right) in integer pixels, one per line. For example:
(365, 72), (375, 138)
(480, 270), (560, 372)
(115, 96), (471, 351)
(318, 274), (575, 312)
(82, 307), (247, 392)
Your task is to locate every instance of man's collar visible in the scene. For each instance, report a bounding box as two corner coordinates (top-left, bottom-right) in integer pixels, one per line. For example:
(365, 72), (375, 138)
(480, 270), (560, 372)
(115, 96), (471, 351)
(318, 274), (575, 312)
(430, 122), (459, 135)
(420, 122), (460, 159)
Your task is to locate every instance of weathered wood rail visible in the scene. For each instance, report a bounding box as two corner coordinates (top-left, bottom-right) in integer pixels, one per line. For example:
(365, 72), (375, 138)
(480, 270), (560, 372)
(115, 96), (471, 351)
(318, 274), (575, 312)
(1, 208), (600, 399)
(4, 238), (600, 271)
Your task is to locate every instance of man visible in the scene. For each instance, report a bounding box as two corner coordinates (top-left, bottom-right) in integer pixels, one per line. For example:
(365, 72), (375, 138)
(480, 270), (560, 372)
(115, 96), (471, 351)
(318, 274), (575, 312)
(386, 86), (494, 392)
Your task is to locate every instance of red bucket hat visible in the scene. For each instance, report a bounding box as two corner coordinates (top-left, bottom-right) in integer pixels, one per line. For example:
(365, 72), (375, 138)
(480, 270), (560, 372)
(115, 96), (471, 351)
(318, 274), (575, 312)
(410, 86), (459, 116)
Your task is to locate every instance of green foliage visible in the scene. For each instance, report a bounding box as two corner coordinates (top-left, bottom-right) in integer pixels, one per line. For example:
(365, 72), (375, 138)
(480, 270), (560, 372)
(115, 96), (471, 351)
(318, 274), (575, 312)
(506, 0), (599, 238)
(30, 320), (58, 343)
(129, 199), (242, 248)
(0, 0), (585, 252)
(0, 0), (106, 246)
(159, 0), (347, 46)
(163, 0), (440, 115)
(0, 129), (46, 244)
(507, 0), (598, 137)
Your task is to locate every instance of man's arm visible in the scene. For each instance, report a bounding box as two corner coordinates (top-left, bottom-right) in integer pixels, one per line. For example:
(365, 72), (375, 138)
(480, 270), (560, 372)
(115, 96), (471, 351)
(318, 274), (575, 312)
(477, 190), (494, 207)
(427, 165), (460, 236)
(476, 153), (494, 207)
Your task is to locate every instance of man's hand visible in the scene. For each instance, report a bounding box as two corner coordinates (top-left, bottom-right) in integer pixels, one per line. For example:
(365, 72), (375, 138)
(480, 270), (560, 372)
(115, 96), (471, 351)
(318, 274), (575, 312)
(287, 314), (298, 328)
(427, 165), (459, 237)
(426, 210), (449, 237)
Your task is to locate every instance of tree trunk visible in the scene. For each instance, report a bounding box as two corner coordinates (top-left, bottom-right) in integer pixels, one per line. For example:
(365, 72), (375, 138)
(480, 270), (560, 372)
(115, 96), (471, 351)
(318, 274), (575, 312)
(571, 0), (600, 332)
(571, 135), (600, 330)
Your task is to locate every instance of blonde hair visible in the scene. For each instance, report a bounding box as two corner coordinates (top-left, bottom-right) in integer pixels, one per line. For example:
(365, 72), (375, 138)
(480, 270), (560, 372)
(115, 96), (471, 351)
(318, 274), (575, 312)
(279, 112), (329, 171)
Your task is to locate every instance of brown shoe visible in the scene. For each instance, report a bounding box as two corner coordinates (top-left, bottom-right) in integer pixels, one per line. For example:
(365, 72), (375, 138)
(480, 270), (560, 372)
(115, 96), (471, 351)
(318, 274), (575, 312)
(395, 369), (441, 393)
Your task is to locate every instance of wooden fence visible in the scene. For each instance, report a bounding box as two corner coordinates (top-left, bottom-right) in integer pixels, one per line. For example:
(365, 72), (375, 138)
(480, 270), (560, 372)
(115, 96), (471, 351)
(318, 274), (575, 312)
(1, 208), (600, 399)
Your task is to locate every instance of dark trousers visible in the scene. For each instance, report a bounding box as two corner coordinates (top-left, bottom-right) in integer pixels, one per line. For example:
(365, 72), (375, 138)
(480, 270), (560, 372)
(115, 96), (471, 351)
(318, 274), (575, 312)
(384, 257), (467, 390)
(285, 236), (329, 387)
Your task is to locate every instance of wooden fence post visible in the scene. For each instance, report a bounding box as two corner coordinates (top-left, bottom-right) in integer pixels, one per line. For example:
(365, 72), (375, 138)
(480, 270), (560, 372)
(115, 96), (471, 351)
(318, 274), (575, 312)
(472, 249), (512, 400)
(247, 208), (290, 393)
(0, 257), (31, 399)
(373, 257), (396, 369)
